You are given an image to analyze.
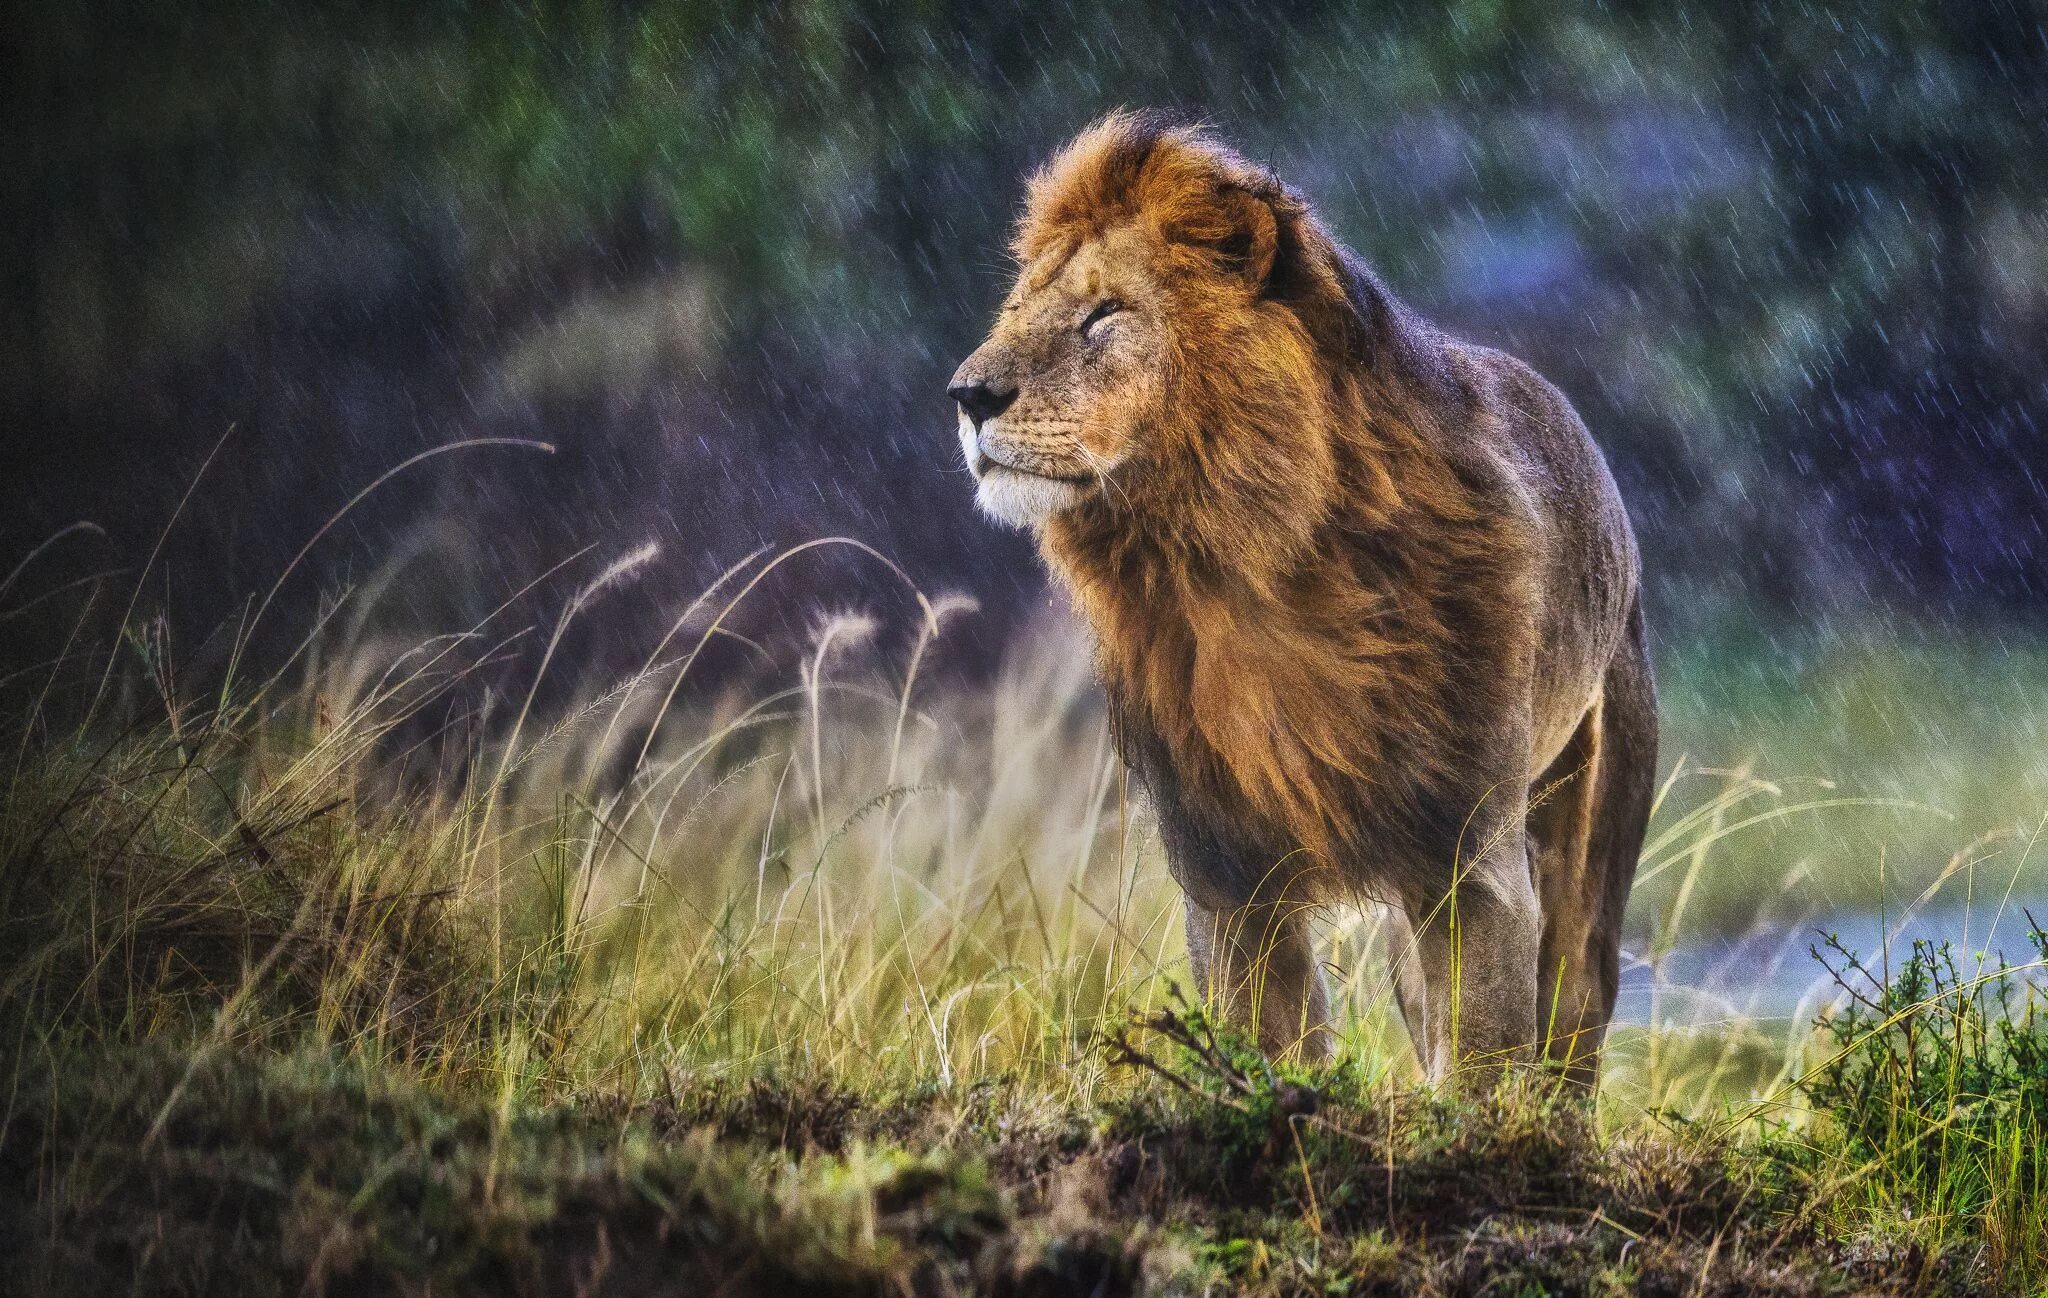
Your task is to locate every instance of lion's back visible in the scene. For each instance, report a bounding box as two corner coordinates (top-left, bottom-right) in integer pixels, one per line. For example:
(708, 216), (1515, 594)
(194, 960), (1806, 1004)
(1443, 340), (1641, 767)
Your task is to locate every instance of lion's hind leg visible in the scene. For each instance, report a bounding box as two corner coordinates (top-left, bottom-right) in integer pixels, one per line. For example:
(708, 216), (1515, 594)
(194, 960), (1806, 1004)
(1529, 602), (1657, 1087)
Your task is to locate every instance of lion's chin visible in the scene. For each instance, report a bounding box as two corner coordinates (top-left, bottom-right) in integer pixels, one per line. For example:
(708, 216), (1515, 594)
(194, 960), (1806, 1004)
(974, 466), (1090, 530)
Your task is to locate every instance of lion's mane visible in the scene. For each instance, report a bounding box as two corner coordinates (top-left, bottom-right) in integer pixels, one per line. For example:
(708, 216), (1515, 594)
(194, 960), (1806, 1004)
(1023, 112), (1525, 892)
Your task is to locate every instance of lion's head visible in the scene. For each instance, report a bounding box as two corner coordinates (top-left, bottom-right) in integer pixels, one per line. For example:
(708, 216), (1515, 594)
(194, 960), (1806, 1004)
(948, 112), (1368, 548)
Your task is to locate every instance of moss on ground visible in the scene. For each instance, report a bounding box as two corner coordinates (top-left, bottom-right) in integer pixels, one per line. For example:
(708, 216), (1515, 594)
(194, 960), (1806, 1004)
(0, 1024), (2006, 1298)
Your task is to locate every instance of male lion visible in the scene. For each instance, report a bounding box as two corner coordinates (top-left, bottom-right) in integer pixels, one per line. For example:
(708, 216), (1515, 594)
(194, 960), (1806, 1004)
(947, 112), (1655, 1084)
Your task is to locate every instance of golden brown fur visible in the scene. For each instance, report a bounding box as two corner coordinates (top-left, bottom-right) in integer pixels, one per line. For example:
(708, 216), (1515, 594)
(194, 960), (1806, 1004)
(948, 111), (1656, 1084)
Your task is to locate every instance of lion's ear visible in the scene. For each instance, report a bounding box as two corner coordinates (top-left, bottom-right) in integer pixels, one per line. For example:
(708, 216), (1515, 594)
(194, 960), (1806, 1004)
(1213, 187), (1280, 286)
(1158, 182), (1281, 287)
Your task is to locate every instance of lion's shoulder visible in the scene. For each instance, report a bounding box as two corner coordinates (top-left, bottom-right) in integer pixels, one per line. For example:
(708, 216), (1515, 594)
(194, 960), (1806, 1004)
(1435, 341), (1613, 506)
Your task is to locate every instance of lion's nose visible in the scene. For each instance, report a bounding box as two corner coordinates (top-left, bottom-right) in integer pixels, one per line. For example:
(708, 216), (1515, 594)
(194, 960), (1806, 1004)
(948, 379), (1017, 428)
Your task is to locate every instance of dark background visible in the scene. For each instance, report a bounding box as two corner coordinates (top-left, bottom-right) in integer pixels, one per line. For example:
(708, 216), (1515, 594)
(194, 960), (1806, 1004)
(5, 0), (2046, 699)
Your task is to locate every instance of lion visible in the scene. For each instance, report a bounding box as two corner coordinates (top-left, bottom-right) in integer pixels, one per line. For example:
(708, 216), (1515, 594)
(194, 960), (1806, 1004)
(946, 111), (1656, 1085)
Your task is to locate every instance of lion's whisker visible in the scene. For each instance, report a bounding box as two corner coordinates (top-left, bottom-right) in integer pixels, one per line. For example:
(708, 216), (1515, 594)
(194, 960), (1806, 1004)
(1076, 445), (1134, 514)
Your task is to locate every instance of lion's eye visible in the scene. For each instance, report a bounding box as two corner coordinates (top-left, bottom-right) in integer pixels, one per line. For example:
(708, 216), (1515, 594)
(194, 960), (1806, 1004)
(1080, 299), (1123, 338)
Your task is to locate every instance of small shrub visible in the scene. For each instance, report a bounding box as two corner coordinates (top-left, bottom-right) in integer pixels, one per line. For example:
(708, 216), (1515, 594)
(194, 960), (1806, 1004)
(1797, 922), (2048, 1286)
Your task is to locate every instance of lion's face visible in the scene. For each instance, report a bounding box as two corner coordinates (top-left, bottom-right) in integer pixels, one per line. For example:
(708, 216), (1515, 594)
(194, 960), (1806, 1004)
(947, 225), (1169, 530)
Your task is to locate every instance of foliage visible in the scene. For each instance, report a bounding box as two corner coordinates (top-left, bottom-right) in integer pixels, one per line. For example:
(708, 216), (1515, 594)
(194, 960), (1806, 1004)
(1788, 925), (2048, 1284)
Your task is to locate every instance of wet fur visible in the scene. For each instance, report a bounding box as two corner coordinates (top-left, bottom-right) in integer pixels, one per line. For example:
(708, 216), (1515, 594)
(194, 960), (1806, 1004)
(954, 112), (1657, 1081)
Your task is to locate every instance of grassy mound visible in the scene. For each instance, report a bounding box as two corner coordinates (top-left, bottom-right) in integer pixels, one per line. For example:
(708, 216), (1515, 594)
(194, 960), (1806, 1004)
(0, 1033), (1921, 1297)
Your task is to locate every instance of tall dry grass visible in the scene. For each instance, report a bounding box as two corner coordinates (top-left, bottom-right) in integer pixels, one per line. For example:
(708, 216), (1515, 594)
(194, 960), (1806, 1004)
(9, 529), (2035, 1121)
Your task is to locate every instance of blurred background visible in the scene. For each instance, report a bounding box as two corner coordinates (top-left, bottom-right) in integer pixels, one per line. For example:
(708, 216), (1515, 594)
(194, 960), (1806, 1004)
(9, 0), (2046, 641)
(5, 2), (2047, 798)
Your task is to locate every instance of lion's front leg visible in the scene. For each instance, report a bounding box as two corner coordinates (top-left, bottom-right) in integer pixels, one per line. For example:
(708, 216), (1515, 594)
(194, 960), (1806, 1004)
(1400, 835), (1541, 1082)
(1183, 894), (1335, 1061)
